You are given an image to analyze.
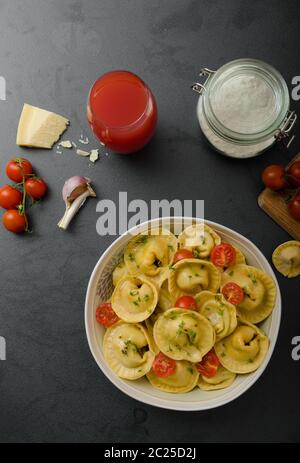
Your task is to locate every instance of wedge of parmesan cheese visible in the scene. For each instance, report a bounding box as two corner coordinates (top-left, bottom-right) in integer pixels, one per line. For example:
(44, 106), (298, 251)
(16, 103), (69, 149)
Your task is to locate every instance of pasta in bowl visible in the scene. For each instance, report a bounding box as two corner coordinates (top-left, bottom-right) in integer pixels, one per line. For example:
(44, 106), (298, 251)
(85, 218), (281, 411)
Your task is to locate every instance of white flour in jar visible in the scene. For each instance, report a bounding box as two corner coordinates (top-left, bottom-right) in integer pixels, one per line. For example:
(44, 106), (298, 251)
(211, 74), (278, 134)
(197, 97), (275, 158)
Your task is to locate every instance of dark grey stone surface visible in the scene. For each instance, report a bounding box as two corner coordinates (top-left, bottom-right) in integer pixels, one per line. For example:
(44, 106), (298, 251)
(0, 0), (299, 443)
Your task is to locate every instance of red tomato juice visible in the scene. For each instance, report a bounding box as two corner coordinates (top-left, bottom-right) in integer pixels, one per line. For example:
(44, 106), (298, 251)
(87, 71), (157, 153)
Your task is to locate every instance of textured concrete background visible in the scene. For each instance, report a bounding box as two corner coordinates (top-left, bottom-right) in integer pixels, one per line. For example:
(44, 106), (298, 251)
(0, 0), (299, 443)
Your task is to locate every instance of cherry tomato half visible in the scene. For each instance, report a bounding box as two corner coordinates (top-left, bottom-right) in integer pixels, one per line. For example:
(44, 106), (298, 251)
(152, 352), (176, 378)
(175, 295), (197, 310)
(288, 194), (300, 221)
(95, 302), (119, 327)
(2, 209), (27, 233)
(261, 164), (288, 191)
(287, 161), (300, 189)
(25, 178), (47, 200)
(6, 158), (33, 183)
(196, 349), (220, 378)
(0, 185), (23, 209)
(221, 282), (244, 305)
(211, 243), (236, 268)
(173, 249), (194, 264)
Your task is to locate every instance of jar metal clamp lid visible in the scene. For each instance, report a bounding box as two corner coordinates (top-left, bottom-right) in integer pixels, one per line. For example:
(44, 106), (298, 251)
(192, 59), (297, 158)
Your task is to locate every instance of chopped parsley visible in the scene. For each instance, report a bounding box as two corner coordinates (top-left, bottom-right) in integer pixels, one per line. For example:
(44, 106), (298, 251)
(228, 270), (234, 276)
(248, 273), (257, 284)
(122, 340), (141, 356)
(143, 294), (150, 302)
(193, 249), (201, 258)
(187, 329), (197, 345)
(168, 265), (175, 271)
(187, 367), (194, 374)
(128, 253), (135, 262)
(176, 321), (185, 336)
(136, 235), (148, 245)
(129, 290), (138, 297)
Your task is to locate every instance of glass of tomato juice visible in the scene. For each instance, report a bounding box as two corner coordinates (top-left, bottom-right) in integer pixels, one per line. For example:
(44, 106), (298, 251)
(87, 71), (157, 154)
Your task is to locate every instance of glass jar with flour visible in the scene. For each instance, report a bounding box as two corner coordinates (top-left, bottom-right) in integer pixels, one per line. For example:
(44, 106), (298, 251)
(192, 59), (297, 158)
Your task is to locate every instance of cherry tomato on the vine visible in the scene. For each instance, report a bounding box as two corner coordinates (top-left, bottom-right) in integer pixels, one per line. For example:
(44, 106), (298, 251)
(2, 209), (27, 233)
(288, 194), (300, 221)
(261, 164), (288, 191)
(6, 158), (33, 183)
(287, 161), (300, 189)
(25, 178), (47, 199)
(0, 185), (23, 209)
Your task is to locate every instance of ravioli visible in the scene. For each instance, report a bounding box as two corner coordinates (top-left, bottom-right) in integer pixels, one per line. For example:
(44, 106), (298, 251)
(195, 291), (237, 341)
(272, 241), (300, 278)
(153, 308), (215, 363)
(169, 258), (220, 298)
(103, 322), (155, 380)
(124, 228), (178, 278)
(178, 223), (221, 258)
(147, 360), (199, 393)
(214, 321), (269, 374)
(111, 276), (158, 323)
(198, 365), (236, 391)
(221, 264), (276, 324)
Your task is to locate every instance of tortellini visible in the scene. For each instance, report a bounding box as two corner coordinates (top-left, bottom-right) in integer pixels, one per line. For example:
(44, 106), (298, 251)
(153, 308), (215, 363)
(157, 282), (174, 312)
(169, 259), (220, 298)
(195, 291), (237, 341)
(178, 223), (221, 258)
(221, 264), (276, 324)
(99, 222), (276, 396)
(112, 259), (129, 287)
(147, 360), (199, 393)
(214, 321), (269, 374)
(198, 366), (236, 391)
(124, 228), (177, 278)
(103, 322), (155, 379)
(112, 276), (158, 323)
(272, 241), (300, 278)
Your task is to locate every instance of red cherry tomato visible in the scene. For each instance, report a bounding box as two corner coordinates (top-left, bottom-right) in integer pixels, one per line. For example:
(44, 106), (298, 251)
(95, 302), (119, 327)
(6, 158), (33, 183)
(152, 352), (176, 378)
(0, 185), (23, 209)
(288, 194), (300, 221)
(173, 249), (194, 264)
(175, 295), (197, 310)
(196, 349), (220, 378)
(287, 161), (300, 189)
(261, 164), (288, 191)
(2, 209), (27, 233)
(25, 178), (47, 199)
(211, 243), (236, 268)
(222, 282), (244, 305)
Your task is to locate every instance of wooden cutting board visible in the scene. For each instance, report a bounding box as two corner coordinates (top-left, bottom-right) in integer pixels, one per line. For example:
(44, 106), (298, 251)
(258, 153), (300, 240)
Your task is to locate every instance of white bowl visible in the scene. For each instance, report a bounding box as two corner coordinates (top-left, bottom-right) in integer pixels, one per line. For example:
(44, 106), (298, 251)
(85, 217), (281, 411)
